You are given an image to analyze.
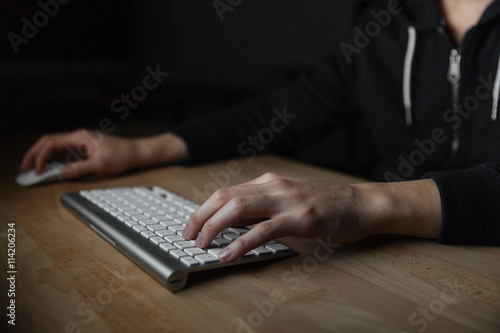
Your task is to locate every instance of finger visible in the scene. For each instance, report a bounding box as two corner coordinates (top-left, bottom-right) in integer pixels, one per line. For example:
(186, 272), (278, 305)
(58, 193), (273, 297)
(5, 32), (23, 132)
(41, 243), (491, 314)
(194, 194), (280, 248)
(34, 140), (56, 174)
(22, 128), (97, 172)
(218, 217), (293, 262)
(184, 183), (279, 240)
(61, 159), (97, 179)
(20, 136), (50, 171)
(34, 132), (95, 174)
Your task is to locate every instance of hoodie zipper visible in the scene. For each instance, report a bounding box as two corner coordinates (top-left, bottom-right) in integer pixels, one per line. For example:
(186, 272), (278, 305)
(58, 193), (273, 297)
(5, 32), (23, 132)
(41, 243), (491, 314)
(447, 48), (461, 162)
(437, 24), (463, 168)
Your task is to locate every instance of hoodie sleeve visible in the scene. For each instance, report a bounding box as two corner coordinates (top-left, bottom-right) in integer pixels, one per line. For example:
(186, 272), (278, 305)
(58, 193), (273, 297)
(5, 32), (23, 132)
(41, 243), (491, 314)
(429, 163), (500, 245)
(169, 50), (357, 165)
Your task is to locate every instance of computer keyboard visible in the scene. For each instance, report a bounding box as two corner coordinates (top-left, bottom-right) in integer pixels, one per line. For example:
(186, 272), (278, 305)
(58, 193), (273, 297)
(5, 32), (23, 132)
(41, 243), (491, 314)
(61, 186), (294, 292)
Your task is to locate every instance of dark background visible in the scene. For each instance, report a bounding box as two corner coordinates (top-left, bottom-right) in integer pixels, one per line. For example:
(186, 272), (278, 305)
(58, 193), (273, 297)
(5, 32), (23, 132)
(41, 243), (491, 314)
(0, 0), (359, 170)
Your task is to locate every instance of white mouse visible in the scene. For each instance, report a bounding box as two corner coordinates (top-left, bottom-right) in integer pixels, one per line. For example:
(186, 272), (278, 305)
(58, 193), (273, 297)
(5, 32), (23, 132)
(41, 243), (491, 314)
(16, 161), (66, 187)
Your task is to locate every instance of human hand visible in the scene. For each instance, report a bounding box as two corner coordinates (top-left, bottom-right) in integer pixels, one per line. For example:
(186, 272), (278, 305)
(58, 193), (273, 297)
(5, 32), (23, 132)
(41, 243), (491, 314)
(183, 172), (442, 262)
(182, 172), (380, 262)
(20, 129), (187, 179)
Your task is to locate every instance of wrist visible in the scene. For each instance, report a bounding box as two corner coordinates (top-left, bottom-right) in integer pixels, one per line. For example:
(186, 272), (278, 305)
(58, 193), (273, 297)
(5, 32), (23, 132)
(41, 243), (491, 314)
(131, 133), (187, 169)
(351, 182), (395, 237)
(354, 179), (441, 239)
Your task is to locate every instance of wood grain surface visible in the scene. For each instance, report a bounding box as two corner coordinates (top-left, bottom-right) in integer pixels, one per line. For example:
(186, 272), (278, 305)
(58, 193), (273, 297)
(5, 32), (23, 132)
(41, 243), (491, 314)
(1, 152), (499, 333)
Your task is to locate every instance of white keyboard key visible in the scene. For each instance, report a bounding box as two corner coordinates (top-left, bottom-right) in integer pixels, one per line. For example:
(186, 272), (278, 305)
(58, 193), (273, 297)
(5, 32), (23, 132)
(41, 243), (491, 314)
(173, 241), (196, 249)
(180, 257), (199, 267)
(138, 219), (159, 226)
(174, 216), (189, 224)
(168, 225), (185, 232)
(147, 224), (167, 231)
(194, 254), (219, 264)
(149, 214), (166, 220)
(251, 246), (272, 256)
(116, 215), (129, 222)
(213, 237), (232, 246)
(142, 210), (159, 217)
(124, 211), (143, 217)
(109, 210), (120, 217)
(158, 220), (178, 226)
(170, 250), (188, 259)
(150, 236), (166, 245)
(132, 225), (147, 233)
(223, 233), (240, 241)
(265, 243), (289, 253)
(155, 230), (175, 237)
(242, 251), (255, 258)
(132, 215), (150, 221)
(207, 247), (224, 257)
(164, 235), (184, 243)
(124, 220), (138, 227)
(141, 231), (157, 239)
(228, 227), (249, 234)
(185, 247), (207, 256)
(159, 243), (176, 252)
(170, 214), (185, 220)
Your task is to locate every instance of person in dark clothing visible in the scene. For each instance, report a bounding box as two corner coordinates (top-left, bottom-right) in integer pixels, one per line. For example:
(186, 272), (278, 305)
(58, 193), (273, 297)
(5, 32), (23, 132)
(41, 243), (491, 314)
(20, 0), (500, 262)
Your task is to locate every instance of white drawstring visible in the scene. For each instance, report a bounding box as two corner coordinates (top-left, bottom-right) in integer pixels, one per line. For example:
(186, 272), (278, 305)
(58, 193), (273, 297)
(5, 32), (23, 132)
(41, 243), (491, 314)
(491, 51), (500, 121)
(403, 26), (416, 126)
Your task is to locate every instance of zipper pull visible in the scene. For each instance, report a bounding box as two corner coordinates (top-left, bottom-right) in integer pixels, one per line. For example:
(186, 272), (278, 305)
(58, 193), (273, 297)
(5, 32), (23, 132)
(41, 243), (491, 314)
(447, 49), (461, 84)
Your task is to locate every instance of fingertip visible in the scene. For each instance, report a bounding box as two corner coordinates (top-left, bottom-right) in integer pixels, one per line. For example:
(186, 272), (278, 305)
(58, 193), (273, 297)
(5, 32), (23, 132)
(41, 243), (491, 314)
(60, 167), (70, 179)
(181, 224), (190, 239)
(35, 160), (45, 174)
(218, 246), (234, 262)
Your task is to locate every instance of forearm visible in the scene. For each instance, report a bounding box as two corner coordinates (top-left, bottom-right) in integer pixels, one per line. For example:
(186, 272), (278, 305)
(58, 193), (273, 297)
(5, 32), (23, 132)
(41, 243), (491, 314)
(355, 179), (442, 239)
(131, 133), (187, 169)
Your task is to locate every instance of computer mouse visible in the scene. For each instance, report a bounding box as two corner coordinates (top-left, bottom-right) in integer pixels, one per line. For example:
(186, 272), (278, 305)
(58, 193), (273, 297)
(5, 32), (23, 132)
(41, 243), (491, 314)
(16, 161), (66, 187)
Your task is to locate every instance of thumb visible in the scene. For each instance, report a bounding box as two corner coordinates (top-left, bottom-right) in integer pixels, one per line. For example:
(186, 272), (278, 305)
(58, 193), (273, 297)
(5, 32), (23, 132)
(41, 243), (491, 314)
(61, 160), (97, 179)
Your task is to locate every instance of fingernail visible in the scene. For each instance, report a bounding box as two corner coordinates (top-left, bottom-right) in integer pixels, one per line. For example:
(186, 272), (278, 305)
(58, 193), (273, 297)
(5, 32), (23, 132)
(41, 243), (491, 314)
(195, 233), (204, 248)
(61, 167), (71, 178)
(182, 225), (189, 239)
(219, 247), (233, 262)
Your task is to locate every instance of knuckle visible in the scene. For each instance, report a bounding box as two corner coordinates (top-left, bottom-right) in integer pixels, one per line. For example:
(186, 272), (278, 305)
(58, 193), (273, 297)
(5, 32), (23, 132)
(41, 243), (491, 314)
(270, 178), (292, 190)
(77, 128), (89, 135)
(227, 196), (248, 212)
(213, 188), (231, 202)
(261, 172), (280, 181)
(189, 211), (202, 227)
(204, 220), (216, 234)
(296, 205), (317, 222)
(39, 134), (55, 145)
(76, 128), (92, 140)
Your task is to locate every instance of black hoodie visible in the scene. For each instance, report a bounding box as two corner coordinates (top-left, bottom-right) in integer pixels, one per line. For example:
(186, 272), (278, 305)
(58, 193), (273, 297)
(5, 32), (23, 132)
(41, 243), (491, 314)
(171, 0), (500, 246)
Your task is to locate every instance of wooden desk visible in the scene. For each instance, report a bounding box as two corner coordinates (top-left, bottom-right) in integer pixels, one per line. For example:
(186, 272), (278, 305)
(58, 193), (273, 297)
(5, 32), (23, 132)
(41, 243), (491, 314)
(1, 155), (499, 333)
